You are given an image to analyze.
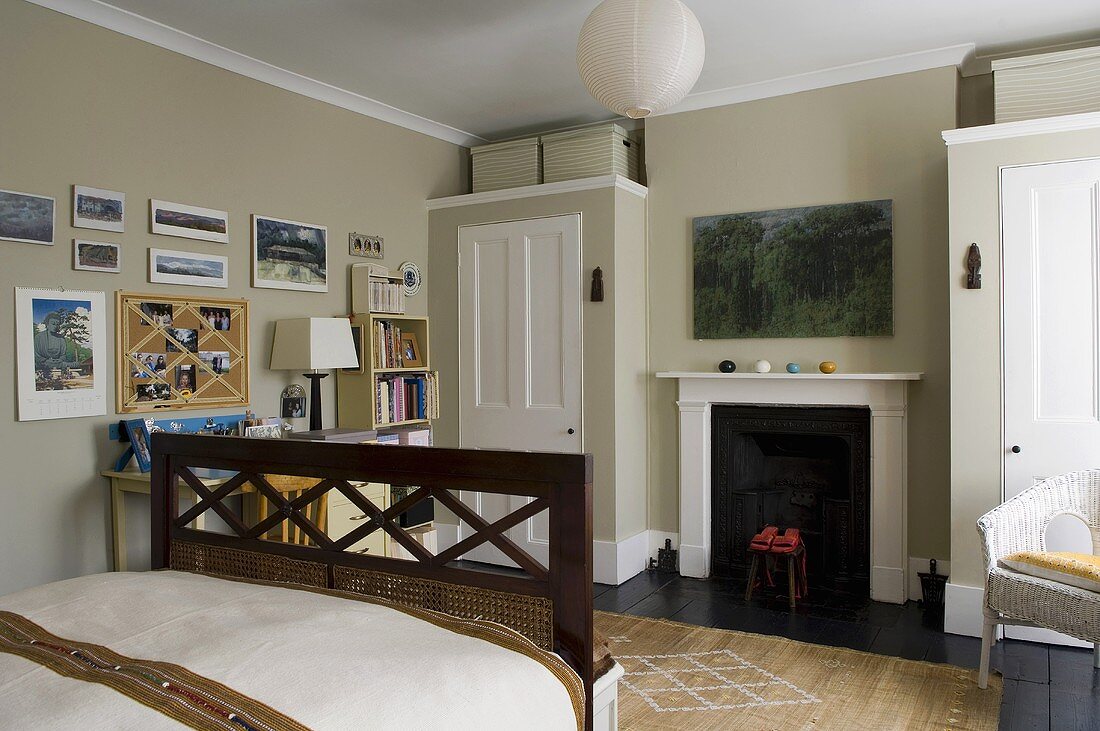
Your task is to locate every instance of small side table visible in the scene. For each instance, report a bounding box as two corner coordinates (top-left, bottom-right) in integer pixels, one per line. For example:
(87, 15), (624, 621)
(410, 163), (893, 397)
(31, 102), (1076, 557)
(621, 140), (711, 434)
(102, 468), (239, 572)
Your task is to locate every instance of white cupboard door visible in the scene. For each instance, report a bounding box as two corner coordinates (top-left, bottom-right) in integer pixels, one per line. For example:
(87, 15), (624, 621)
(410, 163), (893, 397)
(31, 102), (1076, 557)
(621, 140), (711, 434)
(457, 214), (582, 567)
(1002, 158), (1100, 646)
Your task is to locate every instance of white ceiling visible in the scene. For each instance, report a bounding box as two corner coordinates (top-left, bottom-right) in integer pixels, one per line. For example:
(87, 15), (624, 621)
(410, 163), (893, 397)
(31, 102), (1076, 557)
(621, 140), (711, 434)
(40, 0), (1100, 141)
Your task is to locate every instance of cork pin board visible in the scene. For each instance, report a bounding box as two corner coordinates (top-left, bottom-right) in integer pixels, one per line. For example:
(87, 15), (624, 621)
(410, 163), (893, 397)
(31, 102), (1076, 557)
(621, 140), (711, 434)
(116, 291), (249, 413)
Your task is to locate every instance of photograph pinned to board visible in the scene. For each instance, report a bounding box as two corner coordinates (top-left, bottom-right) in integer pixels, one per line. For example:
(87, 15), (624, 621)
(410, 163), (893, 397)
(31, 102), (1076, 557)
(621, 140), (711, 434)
(73, 240), (121, 273)
(149, 248), (228, 289)
(150, 199), (228, 243)
(349, 232), (383, 259)
(15, 287), (107, 421)
(130, 352), (167, 378)
(253, 214), (328, 292)
(199, 306), (232, 331)
(199, 350), (231, 375)
(122, 418), (153, 472)
(139, 301), (173, 327)
(0, 189), (55, 245)
(166, 327), (198, 353)
(73, 185), (124, 232)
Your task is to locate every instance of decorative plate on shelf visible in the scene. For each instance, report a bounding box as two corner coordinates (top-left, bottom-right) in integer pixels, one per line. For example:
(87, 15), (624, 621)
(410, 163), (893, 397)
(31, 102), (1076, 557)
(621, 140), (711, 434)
(399, 261), (422, 296)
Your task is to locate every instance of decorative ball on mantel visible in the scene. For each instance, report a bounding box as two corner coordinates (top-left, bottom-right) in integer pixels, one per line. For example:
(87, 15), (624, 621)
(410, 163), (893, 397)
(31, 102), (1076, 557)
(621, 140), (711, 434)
(785, 362), (800, 374)
(754, 359), (772, 373)
(718, 360), (736, 373)
(819, 361), (838, 374)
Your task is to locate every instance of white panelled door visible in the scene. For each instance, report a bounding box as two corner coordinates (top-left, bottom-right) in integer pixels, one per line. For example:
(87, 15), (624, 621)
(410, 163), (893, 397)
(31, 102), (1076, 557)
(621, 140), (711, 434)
(1002, 158), (1100, 646)
(457, 215), (582, 567)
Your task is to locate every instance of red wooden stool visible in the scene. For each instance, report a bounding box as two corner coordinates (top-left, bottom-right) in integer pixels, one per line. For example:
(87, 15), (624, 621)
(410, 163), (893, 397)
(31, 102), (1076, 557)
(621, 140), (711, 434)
(745, 527), (809, 610)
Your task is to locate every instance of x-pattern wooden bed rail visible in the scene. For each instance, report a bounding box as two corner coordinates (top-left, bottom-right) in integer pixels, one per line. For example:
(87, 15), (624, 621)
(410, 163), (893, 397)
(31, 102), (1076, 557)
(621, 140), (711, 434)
(151, 432), (595, 729)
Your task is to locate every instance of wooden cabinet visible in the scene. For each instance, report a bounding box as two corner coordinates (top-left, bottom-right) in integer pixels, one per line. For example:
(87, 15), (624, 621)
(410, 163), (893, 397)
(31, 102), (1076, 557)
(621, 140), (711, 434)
(326, 482), (388, 556)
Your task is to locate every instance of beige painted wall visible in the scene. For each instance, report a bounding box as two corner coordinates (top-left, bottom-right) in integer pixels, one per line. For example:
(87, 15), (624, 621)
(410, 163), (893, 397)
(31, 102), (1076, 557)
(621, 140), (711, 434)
(644, 67), (958, 562)
(0, 1), (464, 595)
(427, 186), (648, 543)
(948, 128), (1100, 590)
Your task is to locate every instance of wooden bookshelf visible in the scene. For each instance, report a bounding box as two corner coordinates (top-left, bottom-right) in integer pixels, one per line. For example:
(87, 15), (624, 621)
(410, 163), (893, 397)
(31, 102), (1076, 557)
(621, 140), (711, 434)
(337, 313), (438, 431)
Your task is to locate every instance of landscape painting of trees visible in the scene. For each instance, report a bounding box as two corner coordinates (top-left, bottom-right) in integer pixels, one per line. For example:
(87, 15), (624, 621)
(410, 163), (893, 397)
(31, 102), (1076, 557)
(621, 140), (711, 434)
(693, 200), (893, 339)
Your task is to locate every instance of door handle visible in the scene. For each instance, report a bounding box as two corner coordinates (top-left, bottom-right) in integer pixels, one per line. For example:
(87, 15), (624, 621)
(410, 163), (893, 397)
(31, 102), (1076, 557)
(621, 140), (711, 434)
(1011, 445), (1021, 454)
(567, 428), (575, 435)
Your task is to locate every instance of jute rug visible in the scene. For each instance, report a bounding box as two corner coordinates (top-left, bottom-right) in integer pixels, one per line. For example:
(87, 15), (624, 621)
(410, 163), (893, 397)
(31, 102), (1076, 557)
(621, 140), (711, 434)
(595, 612), (1002, 731)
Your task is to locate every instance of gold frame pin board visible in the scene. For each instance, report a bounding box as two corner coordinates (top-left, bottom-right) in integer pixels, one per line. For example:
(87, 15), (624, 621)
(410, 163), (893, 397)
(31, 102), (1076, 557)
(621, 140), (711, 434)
(116, 291), (249, 413)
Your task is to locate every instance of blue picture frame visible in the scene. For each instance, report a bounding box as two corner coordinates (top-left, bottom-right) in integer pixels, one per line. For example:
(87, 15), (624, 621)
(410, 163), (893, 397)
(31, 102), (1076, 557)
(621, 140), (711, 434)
(122, 418), (153, 473)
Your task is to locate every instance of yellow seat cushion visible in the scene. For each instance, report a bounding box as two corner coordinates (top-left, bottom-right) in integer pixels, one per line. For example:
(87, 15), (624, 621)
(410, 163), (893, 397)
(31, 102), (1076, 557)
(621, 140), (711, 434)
(999, 551), (1100, 594)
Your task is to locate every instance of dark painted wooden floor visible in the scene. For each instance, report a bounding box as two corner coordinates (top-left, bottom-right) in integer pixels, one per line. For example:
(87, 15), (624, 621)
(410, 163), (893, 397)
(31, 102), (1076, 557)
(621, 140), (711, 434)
(595, 571), (1100, 731)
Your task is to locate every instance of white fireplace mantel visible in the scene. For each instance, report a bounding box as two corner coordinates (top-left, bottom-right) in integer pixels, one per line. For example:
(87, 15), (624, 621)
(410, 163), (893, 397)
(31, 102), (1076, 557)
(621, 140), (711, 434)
(656, 371), (923, 604)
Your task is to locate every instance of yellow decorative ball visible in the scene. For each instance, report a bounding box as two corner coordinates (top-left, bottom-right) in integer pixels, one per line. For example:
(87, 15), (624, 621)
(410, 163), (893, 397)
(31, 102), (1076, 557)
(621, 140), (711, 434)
(818, 361), (837, 374)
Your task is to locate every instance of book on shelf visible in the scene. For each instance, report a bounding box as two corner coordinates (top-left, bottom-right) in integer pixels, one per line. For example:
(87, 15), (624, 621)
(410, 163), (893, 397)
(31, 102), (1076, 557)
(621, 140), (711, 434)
(373, 319), (409, 369)
(375, 372), (439, 425)
(368, 277), (405, 314)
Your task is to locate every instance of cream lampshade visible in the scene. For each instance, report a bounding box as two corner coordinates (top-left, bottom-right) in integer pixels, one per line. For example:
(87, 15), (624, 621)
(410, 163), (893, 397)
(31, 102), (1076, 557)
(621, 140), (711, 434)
(576, 0), (706, 119)
(270, 317), (359, 431)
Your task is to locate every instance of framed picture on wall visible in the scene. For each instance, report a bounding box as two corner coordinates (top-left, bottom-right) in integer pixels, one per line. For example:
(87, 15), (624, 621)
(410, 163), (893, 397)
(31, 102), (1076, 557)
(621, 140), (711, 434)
(73, 240), (121, 273)
(149, 248), (229, 288)
(252, 214), (328, 292)
(73, 185), (125, 232)
(150, 199), (229, 243)
(0, 189), (54, 245)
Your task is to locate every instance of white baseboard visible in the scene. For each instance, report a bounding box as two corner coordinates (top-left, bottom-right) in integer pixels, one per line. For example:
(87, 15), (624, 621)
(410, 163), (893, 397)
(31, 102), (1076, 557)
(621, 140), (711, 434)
(870, 565), (906, 604)
(945, 581), (985, 637)
(678, 543), (708, 578)
(594, 531), (650, 585)
(908, 557), (951, 602)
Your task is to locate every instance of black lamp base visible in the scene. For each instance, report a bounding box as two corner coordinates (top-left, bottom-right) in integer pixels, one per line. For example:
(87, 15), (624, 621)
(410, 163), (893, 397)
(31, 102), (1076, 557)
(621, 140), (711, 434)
(303, 372), (328, 432)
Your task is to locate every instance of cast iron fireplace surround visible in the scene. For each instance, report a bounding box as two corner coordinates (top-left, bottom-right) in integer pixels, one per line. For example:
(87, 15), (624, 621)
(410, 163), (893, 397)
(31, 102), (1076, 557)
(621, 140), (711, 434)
(711, 404), (870, 594)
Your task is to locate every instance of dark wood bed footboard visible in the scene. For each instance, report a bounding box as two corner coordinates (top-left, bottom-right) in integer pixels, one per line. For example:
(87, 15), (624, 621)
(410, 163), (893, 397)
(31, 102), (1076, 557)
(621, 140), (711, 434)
(150, 433), (594, 729)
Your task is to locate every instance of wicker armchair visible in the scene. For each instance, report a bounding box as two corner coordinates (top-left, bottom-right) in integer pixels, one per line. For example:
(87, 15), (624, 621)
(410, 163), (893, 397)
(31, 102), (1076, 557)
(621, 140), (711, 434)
(976, 470), (1100, 689)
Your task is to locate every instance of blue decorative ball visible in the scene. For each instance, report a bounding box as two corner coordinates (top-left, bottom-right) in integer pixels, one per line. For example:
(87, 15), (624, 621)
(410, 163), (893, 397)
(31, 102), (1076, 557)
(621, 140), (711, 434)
(786, 362), (801, 373)
(718, 360), (736, 373)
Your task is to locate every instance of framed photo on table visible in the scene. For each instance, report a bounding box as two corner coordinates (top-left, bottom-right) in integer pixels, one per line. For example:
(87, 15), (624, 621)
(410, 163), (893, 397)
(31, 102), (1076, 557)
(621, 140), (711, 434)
(122, 418), (153, 472)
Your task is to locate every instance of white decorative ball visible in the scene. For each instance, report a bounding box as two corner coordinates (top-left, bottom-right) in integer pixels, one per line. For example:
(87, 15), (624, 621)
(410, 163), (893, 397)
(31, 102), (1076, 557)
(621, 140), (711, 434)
(577, 0), (706, 119)
(754, 360), (772, 373)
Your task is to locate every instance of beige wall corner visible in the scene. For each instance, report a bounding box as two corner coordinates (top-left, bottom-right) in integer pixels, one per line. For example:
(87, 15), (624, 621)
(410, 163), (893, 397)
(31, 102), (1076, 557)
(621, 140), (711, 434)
(644, 66), (959, 563)
(0, 1), (464, 594)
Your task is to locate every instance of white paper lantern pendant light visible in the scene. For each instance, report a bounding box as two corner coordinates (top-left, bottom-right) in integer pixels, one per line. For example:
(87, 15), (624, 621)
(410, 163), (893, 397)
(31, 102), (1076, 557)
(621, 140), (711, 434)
(577, 0), (705, 119)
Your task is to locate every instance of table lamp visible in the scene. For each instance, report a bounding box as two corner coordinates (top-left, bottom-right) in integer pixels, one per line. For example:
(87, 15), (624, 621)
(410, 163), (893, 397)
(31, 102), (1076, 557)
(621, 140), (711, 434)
(270, 318), (359, 431)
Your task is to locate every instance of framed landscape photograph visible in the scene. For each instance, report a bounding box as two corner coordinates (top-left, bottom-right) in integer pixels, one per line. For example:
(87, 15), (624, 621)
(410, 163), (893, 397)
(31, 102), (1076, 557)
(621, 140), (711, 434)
(693, 199), (894, 339)
(253, 214), (328, 292)
(15, 287), (107, 421)
(149, 248), (228, 288)
(73, 240), (121, 273)
(0, 188), (55, 245)
(150, 199), (229, 244)
(73, 185), (124, 232)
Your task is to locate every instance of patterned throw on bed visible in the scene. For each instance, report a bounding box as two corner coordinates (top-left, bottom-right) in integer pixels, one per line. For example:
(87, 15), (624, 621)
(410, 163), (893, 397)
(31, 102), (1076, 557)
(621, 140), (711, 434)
(0, 610), (308, 731)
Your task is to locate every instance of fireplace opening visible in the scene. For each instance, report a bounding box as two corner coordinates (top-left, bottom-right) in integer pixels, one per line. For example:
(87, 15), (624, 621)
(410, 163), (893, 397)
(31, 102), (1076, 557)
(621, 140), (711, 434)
(711, 405), (870, 596)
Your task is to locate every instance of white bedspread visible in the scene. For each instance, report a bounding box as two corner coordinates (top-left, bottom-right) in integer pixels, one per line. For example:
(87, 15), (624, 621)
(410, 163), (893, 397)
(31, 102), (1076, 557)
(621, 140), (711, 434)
(0, 571), (580, 730)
